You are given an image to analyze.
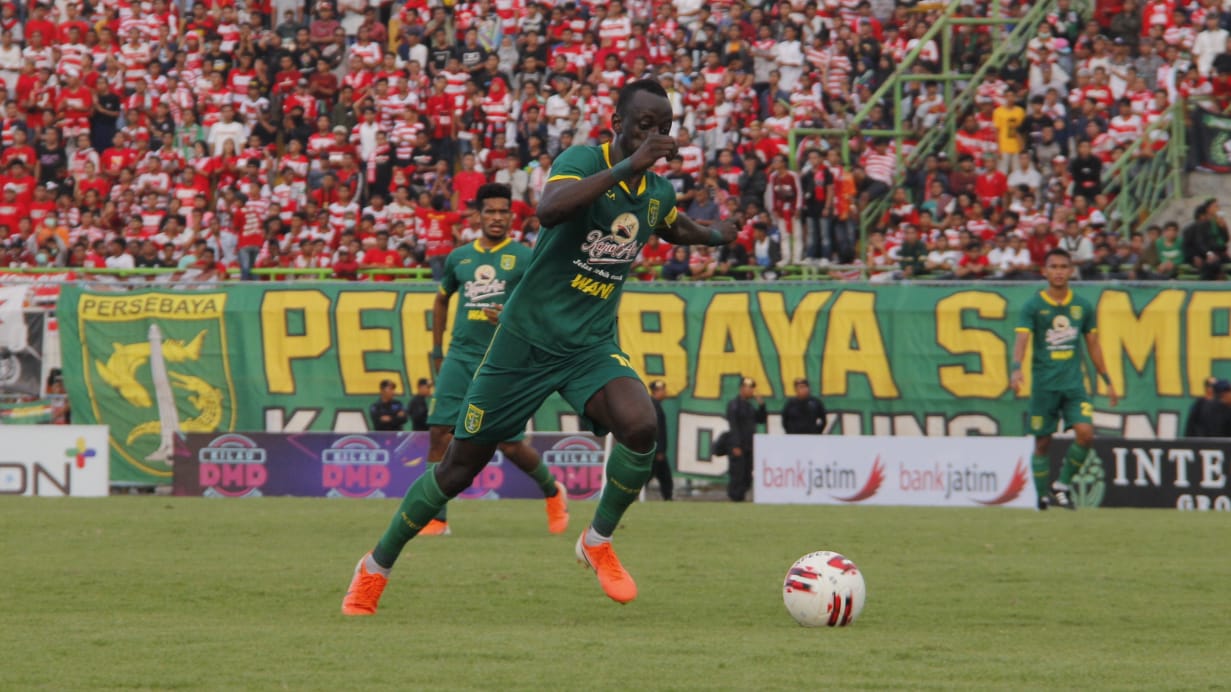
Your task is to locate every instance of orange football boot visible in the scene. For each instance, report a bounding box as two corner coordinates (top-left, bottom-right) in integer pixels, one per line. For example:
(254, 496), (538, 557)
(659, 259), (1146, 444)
(341, 553), (388, 616)
(575, 533), (637, 604)
(545, 482), (570, 534)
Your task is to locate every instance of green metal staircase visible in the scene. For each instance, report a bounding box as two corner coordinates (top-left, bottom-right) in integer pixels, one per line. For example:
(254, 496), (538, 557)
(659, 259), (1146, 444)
(788, 0), (1060, 245)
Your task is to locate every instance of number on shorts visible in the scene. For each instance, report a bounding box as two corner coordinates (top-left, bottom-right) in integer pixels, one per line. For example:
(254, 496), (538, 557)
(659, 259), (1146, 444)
(1080, 401), (1094, 418)
(610, 354), (632, 368)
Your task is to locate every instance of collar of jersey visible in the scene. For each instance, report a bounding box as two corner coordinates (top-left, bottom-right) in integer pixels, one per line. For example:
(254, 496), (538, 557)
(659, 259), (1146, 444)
(473, 238), (512, 254)
(1040, 289), (1073, 307)
(602, 142), (647, 197)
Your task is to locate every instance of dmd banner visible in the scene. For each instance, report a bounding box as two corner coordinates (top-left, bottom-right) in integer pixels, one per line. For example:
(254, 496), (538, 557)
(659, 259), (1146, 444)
(57, 283), (1231, 486)
(1047, 438), (1231, 511)
(0, 425), (109, 497)
(754, 435), (1037, 508)
(172, 431), (607, 499)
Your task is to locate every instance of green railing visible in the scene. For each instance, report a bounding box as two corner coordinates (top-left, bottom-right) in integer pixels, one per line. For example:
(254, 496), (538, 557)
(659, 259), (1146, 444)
(1100, 101), (1188, 237)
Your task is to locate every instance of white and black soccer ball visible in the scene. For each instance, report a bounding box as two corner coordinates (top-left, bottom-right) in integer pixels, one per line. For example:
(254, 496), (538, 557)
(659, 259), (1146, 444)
(782, 551), (867, 627)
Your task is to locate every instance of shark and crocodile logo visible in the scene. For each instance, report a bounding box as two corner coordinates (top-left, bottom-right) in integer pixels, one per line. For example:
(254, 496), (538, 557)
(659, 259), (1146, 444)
(78, 292), (237, 478)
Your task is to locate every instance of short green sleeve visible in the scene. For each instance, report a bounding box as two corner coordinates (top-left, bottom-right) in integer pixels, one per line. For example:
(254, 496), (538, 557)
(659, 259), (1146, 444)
(439, 250), (460, 296)
(1016, 295), (1036, 333)
(546, 146), (601, 182)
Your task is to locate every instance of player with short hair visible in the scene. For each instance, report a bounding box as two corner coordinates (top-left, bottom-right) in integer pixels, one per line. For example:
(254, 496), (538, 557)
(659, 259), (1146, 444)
(417, 182), (569, 537)
(1011, 248), (1118, 510)
(343, 79), (738, 614)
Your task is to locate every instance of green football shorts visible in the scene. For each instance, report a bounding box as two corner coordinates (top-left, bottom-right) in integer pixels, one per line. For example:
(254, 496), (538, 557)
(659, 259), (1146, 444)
(1028, 387), (1093, 436)
(428, 352), (527, 441)
(454, 325), (640, 443)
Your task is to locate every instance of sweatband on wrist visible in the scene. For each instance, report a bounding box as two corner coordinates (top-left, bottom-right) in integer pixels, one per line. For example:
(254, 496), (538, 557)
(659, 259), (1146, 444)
(1011, 361), (1021, 371)
(708, 228), (724, 245)
(430, 347), (443, 359)
(610, 158), (634, 182)
(1099, 371), (1111, 384)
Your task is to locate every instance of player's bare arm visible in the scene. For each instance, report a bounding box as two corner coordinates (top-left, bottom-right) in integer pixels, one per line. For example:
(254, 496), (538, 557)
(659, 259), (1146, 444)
(1010, 330), (1029, 394)
(537, 128), (676, 226)
(659, 210), (739, 246)
(431, 288), (450, 373)
(1085, 331), (1119, 407)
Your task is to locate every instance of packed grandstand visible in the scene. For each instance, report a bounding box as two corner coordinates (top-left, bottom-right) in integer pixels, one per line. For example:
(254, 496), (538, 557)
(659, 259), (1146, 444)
(0, 0), (1227, 282)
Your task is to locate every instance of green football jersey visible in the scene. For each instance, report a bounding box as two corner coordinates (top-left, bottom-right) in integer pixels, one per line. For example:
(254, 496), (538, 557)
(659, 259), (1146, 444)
(1016, 289), (1097, 391)
(439, 239), (534, 359)
(500, 143), (678, 354)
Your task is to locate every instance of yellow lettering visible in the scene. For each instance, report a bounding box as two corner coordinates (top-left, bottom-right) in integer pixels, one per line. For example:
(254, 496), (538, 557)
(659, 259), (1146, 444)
(337, 292), (401, 395)
(1096, 289), (1184, 397)
(617, 292), (689, 395)
(935, 292), (1008, 399)
(1186, 291), (1231, 395)
(78, 292), (226, 321)
(821, 291), (900, 398)
(693, 293), (772, 398)
(758, 291), (833, 393)
(261, 291), (332, 395)
(570, 273), (614, 299)
(400, 292), (451, 385)
(467, 309), (487, 321)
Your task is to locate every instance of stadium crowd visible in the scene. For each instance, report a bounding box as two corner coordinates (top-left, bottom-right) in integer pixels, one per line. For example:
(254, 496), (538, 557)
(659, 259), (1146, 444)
(0, 0), (1226, 282)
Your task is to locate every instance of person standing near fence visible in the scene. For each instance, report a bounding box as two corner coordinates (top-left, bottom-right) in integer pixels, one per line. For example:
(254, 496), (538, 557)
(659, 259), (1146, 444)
(369, 379), (409, 431)
(725, 377), (767, 502)
(781, 378), (827, 434)
(649, 380), (674, 501)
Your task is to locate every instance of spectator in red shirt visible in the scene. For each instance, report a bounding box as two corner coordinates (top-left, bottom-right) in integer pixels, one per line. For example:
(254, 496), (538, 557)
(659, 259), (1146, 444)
(332, 246), (360, 281)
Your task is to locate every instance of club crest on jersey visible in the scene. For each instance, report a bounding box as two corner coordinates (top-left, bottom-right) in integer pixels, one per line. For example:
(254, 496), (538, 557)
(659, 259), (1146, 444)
(463, 264), (507, 302)
(648, 199), (660, 227)
(500, 254), (515, 271)
(581, 213), (641, 265)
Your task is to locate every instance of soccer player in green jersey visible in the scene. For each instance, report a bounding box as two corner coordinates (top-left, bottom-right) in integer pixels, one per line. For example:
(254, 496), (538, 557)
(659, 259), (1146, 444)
(1011, 248), (1118, 510)
(343, 80), (737, 614)
(416, 182), (570, 537)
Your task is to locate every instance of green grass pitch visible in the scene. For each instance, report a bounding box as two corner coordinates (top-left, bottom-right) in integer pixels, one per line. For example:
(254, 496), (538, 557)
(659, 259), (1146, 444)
(0, 498), (1225, 690)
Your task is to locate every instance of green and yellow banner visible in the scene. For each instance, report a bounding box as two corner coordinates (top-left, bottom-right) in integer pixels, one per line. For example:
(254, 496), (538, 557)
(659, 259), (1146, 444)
(57, 283), (1231, 485)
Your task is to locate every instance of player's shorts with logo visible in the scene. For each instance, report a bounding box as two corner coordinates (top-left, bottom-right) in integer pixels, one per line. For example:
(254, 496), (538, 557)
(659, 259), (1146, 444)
(1028, 386), (1093, 435)
(454, 325), (639, 443)
(428, 353), (525, 441)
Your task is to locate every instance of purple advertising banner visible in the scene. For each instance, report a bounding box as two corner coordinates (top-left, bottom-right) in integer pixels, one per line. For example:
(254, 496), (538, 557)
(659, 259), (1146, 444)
(171, 431), (608, 500)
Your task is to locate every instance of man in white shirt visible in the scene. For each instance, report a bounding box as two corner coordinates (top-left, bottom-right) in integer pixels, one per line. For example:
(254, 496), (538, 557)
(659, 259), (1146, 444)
(105, 238), (135, 270)
(1007, 153), (1042, 195)
(544, 75), (573, 154)
(1193, 14), (1229, 77)
(774, 25), (805, 92)
(207, 104), (249, 156)
(1059, 220), (1096, 276)
(494, 154), (530, 203)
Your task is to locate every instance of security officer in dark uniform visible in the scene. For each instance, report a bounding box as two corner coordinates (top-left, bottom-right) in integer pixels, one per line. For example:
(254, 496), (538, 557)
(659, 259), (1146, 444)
(649, 380), (674, 501)
(369, 379), (409, 431)
(782, 378), (827, 434)
(725, 376), (767, 502)
(407, 378), (432, 431)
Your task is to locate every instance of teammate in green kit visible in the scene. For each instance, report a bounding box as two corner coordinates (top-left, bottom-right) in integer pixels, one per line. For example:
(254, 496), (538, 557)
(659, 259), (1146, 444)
(343, 79), (738, 614)
(415, 182), (570, 537)
(1011, 248), (1118, 511)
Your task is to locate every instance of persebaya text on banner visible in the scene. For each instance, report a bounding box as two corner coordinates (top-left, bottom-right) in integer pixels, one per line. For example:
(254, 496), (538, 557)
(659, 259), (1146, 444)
(1047, 438), (1231, 511)
(57, 283), (1231, 486)
(0, 425), (109, 497)
(754, 435), (1037, 508)
(172, 431), (607, 499)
